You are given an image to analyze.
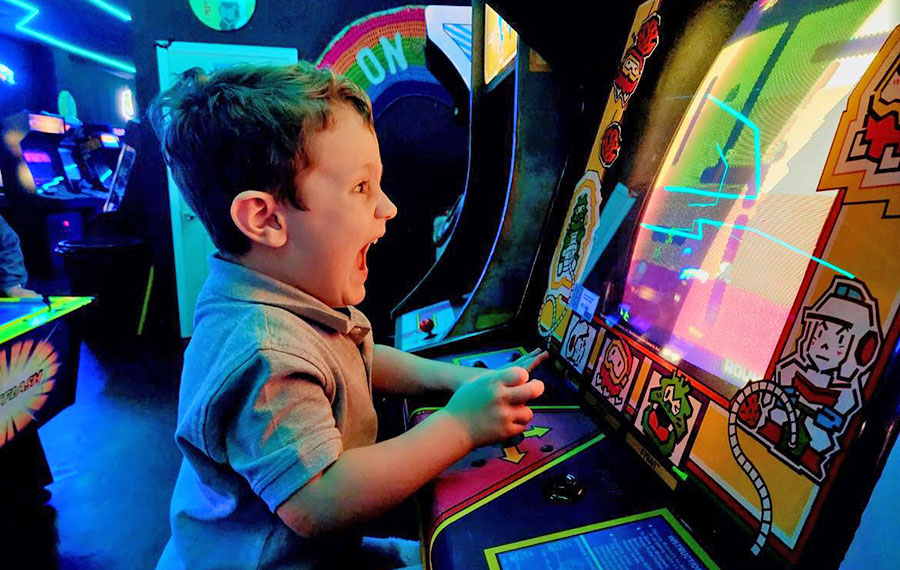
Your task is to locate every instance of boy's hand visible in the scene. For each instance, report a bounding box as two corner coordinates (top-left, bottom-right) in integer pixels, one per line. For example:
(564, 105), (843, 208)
(503, 348), (549, 374)
(443, 367), (544, 448)
(3, 285), (40, 298)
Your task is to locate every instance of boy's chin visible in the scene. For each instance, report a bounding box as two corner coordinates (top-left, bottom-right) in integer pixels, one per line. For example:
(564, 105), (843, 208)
(341, 287), (366, 307)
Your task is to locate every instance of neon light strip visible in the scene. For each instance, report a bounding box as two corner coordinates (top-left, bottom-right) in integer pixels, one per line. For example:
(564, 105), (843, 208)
(3, 0), (136, 74)
(81, 0), (130, 21)
(640, 218), (854, 278)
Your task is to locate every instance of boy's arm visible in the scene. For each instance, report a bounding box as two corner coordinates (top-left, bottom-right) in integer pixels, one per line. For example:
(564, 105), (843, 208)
(276, 367), (544, 537)
(371, 344), (547, 395)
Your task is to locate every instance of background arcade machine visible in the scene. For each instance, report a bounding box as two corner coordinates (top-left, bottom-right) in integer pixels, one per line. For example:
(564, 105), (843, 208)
(0, 112), (135, 282)
(406, 0), (900, 568)
(392, 1), (579, 353)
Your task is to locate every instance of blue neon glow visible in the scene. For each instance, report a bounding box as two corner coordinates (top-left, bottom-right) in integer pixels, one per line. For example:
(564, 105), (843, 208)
(99, 169), (112, 182)
(450, 64), (520, 332)
(81, 0), (131, 21)
(679, 267), (708, 282)
(641, 218), (854, 278)
(4, 0), (136, 74)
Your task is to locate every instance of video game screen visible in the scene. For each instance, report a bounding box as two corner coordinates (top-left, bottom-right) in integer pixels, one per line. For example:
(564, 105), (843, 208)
(22, 149), (60, 187)
(614, 0), (884, 390)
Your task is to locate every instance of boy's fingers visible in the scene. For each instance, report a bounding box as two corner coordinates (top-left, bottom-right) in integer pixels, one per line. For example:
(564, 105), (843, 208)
(512, 406), (534, 425)
(526, 351), (549, 370)
(505, 379), (544, 404)
(498, 367), (528, 386)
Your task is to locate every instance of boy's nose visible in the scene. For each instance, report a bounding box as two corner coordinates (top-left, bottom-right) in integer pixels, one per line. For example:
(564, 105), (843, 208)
(378, 192), (398, 220)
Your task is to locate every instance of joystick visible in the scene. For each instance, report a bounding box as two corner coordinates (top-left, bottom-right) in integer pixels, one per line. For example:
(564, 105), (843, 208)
(418, 317), (436, 339)
(500, 433), (525, 448)
(544, 473), (584, 504)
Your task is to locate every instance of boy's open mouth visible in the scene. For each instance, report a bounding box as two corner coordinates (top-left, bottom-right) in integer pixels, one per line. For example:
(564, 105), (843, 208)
(358, 238), (379, 272)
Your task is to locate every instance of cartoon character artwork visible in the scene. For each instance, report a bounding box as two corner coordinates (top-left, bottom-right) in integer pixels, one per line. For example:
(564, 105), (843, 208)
(846, 44), (900, 176)
(823, 25), (900, 195)
(562, 316), (597, 374)
(638, 370), (697, 459)
(613, 12), (661, 105)
(599, 122), (623, 167)
(728, 379), (801, 556)
(556, 193), (589, 282)
(599, 121), (622, 168)
(742, 277), (883, 482)
(592, 337), (634, 407)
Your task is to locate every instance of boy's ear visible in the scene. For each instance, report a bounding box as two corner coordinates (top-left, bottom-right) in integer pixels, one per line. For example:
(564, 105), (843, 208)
(230, 191), (288, 248)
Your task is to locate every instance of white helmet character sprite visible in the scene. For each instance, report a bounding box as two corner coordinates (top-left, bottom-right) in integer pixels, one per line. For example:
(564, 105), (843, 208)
(760, 277), (882, 480)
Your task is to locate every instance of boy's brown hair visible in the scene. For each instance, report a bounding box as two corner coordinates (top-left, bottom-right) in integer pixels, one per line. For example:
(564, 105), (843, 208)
(148, 62), (373, 255)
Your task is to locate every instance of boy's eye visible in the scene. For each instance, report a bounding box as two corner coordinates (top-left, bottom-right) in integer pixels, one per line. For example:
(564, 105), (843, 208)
(354, 181), (368, 193)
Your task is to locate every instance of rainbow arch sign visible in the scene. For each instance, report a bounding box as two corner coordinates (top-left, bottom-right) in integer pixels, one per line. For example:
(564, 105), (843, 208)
(317, 6), (450, 117)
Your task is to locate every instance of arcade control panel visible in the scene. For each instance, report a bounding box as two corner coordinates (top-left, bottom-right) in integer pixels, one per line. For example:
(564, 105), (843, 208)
(408, 347), (735, 570)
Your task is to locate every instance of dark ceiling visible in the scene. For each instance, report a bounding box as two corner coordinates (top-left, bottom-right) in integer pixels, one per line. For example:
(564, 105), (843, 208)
(0, 0), (133, 70)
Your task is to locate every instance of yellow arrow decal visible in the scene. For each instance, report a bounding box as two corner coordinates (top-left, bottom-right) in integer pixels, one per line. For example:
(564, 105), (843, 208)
(500, 445), (527, 464)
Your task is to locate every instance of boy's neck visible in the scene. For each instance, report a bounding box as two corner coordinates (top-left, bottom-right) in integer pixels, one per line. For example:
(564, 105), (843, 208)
(227, 248), (348, 311)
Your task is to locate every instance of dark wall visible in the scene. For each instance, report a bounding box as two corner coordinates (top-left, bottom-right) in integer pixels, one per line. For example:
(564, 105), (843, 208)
(54, 54), (134, 127)
(129, 1), (470, 340)
(0, 34), (58, 118)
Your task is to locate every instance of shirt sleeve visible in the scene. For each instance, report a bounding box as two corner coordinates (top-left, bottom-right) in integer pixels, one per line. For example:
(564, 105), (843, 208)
(0, 215), (28, 290)
(219, 348), (344, 512)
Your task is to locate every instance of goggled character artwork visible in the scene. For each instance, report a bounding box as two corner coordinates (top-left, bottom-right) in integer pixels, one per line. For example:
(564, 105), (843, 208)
(564, 319), (593, 371)
(593, 338), (633, 406)
(753, 277), (882, 481)
(556, 193), (589, 282)
(640, 370), (694, 457)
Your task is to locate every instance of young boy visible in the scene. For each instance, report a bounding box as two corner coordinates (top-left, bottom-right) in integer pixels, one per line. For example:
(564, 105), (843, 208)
(149, 62), (546, 569)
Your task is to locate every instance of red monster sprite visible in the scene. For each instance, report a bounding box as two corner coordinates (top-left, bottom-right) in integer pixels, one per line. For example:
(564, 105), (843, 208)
(613, 13), (660, 105)
(599, 122), (623, 167)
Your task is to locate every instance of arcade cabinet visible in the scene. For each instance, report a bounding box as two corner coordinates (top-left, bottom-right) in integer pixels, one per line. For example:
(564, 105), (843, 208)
(0, 296), (92, 503)
(0, 112), (134, 280)
(403, 0), (900, 568)
(392, 2), (578, 352)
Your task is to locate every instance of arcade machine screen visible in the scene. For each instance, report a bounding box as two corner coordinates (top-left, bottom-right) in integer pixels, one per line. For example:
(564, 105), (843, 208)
(22, 149), (62, 189)
(544, 0), (900, 562)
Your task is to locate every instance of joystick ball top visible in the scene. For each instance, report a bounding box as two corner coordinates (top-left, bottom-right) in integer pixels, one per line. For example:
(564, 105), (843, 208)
(419, 317), (435, 334)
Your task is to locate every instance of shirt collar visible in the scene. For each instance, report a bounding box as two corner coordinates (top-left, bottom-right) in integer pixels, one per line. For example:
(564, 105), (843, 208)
(203, 253), (371, 342)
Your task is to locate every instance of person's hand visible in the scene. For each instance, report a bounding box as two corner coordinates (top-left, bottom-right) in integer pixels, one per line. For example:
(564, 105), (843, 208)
(3, 285), (40, 298)
(503, 348), (549, 375)
(443, 367), (544, 448)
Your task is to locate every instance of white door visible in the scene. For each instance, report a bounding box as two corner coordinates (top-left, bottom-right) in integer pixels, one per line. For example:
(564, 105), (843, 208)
(156, 42), (298, 337)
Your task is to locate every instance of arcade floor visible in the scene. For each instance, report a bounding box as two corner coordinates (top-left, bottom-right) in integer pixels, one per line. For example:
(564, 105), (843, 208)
(2, 337), (183, 570)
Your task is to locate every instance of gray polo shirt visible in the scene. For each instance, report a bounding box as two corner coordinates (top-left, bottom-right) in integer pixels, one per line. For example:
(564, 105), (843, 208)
(157, 254), (378, 569)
